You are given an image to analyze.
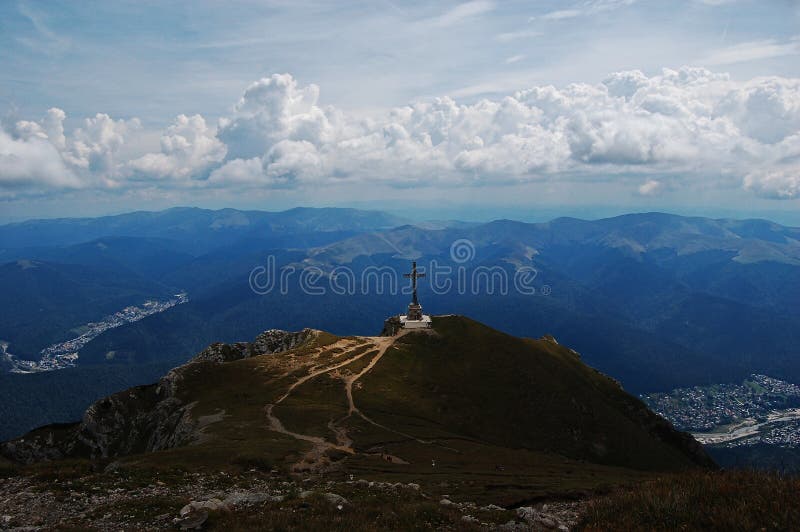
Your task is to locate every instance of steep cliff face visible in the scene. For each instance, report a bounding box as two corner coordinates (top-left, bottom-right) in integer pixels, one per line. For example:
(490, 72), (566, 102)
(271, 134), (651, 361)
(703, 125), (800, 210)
(192, 329), (316, 363)
(0, 329), (316, 464)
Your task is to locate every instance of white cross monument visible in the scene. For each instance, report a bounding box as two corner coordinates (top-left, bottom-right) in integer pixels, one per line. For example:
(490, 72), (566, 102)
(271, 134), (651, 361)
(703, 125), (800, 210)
(400, 261), (432, 329)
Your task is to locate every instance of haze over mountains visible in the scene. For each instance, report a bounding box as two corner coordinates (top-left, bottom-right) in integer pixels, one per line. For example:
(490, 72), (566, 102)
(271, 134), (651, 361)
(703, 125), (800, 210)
(1, 206), (799, 443)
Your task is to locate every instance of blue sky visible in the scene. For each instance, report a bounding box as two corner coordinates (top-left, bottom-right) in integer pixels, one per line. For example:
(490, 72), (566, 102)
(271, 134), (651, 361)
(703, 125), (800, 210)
(1, 0), (800, 223)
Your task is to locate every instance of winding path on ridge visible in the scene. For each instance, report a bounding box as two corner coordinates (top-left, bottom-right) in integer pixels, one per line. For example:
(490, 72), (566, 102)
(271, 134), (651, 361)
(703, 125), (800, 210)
(341, 333), (455, 450)
(265, 330), (455, 472)
(265, 332), (406, 472)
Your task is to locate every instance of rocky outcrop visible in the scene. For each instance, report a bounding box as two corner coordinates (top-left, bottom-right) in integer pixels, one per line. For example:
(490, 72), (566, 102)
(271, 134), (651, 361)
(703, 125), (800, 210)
(1, 377), (194, 464)
(381, 316), (402, 336)
(192, 328), (316, 363)
(0, 328), (316, 464)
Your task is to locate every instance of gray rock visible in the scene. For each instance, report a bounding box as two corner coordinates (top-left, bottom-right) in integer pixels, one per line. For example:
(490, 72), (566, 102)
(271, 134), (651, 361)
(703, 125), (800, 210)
(103, 461), (122, 473)
(323, 492), (348, 506)
(223, 491), (283, 507)
(1, 370), (197, 463)
(192, 342), (249, 364)
(516, 506), (537, 523)
(177, 509), (208, 530)
(251, 329), (316, 357)
(180, 498), (226, 516)
(516, 506), (565, 529)
(498, 520), (529, 531)
(194, 329), (315, 363)
(538, 515), (557, 528)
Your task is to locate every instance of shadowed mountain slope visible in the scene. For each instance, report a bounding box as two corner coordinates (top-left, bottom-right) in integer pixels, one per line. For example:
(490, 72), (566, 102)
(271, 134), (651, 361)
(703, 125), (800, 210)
(1, 316), (713, 505)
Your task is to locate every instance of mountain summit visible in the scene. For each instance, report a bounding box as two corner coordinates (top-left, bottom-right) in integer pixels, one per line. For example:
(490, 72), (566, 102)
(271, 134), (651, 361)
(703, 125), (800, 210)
(1, 315), (712, 506)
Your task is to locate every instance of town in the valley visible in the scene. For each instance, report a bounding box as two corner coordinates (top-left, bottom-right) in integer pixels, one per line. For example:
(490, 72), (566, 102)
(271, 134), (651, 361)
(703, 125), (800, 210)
(2, 293), (188, 373)
(642, 374), (800, 449)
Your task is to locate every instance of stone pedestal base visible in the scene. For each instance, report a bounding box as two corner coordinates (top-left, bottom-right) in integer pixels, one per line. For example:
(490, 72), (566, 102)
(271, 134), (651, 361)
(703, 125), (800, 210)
(399, 314), (432, 329)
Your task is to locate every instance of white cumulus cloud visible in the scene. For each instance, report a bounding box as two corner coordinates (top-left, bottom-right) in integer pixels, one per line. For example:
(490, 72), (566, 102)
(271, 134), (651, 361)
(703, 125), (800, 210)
(0, 127), (81, 190)
(637, 179), (665, 196)
(3, 67), (800, 201)
(127, 114), (226, 181)
(217, 74), (334, 161)
(744, 167), (800, 199)
(66, 113), (140, 177)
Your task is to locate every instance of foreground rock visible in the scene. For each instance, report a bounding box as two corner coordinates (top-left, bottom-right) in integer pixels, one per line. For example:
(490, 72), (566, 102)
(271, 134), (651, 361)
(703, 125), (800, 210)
(0, 469), (587, 530)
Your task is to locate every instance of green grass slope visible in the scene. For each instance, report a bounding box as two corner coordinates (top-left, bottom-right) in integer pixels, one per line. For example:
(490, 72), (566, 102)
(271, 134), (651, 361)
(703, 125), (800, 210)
(2, 316), (713, 506)
(353, 316), (711, 472)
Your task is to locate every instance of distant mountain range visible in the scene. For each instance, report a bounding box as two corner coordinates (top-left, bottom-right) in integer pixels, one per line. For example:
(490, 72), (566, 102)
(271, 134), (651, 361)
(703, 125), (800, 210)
(0, 206), (406, 255)
(0, 206), (799, 442)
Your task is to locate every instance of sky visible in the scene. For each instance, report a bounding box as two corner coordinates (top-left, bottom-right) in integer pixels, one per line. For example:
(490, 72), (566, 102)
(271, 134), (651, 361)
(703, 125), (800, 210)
(1, 0), (800, 224)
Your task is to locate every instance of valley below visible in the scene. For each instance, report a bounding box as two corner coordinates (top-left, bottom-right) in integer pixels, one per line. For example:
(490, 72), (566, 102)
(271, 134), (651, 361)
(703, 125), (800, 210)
(1, 293), (188, 373)
(692, 410), (800, 446)
(642, 374), (800, 469)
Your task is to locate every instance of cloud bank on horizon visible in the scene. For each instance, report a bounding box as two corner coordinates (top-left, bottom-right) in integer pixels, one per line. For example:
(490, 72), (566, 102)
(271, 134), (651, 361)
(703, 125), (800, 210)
(3, 68), (799, 200)
(1, 0), (799, 214)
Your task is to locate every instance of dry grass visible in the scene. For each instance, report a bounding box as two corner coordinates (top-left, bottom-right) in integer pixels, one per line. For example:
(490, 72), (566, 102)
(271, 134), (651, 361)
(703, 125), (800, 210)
(579, 470), (800, 531)
(0, 456), (17, 477)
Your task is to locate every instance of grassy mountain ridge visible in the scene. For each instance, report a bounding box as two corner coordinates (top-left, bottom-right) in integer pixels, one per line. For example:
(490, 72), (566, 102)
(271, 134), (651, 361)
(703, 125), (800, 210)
(1, 316), (712, 506)
(355, 316), (711, 471)
(3, 207), (800, 449)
